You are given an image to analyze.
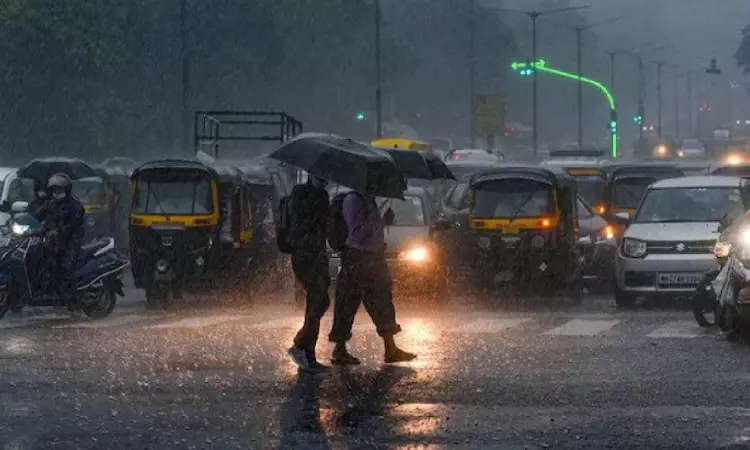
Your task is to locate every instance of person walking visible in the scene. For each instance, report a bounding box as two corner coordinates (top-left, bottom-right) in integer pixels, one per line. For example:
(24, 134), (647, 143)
(328, 190), (416, 365)
(286, 176), (331, 373)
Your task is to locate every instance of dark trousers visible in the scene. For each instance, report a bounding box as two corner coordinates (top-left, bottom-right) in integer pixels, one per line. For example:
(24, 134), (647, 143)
(54, 246), (78, 304)
(291, 251), (330, 360)
(329, 247), (401, 343)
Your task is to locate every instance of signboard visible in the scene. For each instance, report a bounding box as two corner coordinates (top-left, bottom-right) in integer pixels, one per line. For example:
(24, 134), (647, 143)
(713, 128), (730, 140)
(475, 94), (505, 136)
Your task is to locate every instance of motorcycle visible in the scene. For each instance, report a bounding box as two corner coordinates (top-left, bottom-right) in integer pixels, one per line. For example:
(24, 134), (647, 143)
(0, 212), (129, 320)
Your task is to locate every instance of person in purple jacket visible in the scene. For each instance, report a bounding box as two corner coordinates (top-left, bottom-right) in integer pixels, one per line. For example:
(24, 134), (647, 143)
(328, 190), (417, 365)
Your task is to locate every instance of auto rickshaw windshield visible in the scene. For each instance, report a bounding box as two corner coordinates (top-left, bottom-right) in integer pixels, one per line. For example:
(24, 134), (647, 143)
(472, 179), (554, 218)
(574, 175), (606, 206)
(612, 177), (654, 210)
(133, 177), (213, 214)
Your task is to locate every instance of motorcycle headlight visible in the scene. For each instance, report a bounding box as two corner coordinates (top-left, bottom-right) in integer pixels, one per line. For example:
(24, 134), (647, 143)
(713, 242), (732, 258)
(11, 223), (29, 236)
(622, 238), (647, 258)
(739, 228), (750, 247)
(399, 246), (429, 262)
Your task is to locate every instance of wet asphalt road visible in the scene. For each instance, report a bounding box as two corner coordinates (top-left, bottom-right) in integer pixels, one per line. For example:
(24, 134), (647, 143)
(2, 281), (750, 449)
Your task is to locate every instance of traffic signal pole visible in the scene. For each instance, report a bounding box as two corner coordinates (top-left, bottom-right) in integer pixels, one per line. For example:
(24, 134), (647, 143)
(531, 14), (538, 157)
(375, 0), (383, 138)
(576, 28), (583, 149)
(469, 0), (476, 147)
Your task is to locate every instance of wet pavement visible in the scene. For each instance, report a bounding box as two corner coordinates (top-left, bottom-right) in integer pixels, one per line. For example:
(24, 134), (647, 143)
(2, 283), (750, 449)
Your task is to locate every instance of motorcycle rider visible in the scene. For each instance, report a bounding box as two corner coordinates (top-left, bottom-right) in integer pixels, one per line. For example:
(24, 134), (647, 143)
(27, 181), (50, 219)
(36, 174), (85, 308)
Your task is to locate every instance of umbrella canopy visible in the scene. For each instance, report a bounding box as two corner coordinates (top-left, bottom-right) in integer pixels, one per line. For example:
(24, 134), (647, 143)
(382, 148), (455, 180)
(269, 133), (406, 199)
(19, 158), (99, 186)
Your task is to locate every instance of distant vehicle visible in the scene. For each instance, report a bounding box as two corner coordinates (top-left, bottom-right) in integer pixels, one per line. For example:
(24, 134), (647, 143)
(444, 160), (502, 184)
(614, 176), (749, 307)
(445, 149), (501, 162)
(676, 139), (706, 159)
(370, 138), (433, 151)
(546, 148), (608, 162)
(426, 137), (453, 152)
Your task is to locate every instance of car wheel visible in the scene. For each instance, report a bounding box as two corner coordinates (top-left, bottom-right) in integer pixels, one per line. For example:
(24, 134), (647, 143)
(614, 285), (636, 308)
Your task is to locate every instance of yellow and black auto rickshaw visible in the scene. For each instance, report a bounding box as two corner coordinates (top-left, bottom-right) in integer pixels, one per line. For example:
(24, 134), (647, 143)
(541, 159), (608, 209)
(598, 163), (684, 216)
(464, 166), (583, 302)
(130, 160), (256, 307)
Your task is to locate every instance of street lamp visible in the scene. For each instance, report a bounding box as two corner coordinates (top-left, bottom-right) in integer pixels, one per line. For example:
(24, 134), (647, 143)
(487, 5), (591, 157)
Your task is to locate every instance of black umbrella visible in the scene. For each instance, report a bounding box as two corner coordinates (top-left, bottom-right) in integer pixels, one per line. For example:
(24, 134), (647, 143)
(269, 133), (406, 199)
(19, 158), (99, 185)
(380, 149), (455, 180)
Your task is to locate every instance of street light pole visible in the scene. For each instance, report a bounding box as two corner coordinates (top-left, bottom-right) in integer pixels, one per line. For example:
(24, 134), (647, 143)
(673, 65), (679, 140)
(469, 0), (476, 147)
(657, 61), (664, 140)
(638, 55), (645, 142)
(687, 71), (693, 136)
(375, 0), (383, 138)
(575, 28), (583, 148)
(531, 13), (539, 157)
(180, 0), (189, 155)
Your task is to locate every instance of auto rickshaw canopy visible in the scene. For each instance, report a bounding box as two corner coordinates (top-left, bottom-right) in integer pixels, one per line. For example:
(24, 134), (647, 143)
(370, 138), (433, 151)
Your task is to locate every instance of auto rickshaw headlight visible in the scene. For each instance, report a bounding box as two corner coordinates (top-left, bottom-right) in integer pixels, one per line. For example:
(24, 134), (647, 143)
(601, 225), (616, 241)
(195, 256), (205, 267)
(531, 235), (545, 249)
(622, 238), (647, 258)
(713, 242), (732, 258)
(400, 247), (428, 262)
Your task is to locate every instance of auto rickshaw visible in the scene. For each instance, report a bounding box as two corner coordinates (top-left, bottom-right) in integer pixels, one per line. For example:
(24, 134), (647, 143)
(93, 165), (132, 248)
(598, 163), (684, 216)
(540, 159), (607, 208)
(370, 138), (433, 151)
(464, 165), (583, 302)
(130, 159), (250, 307)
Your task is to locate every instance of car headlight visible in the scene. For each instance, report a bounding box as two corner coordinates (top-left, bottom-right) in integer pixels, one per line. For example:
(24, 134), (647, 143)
(11, 223), (29, 235)
(621, 238), (647, 258)
(399, 247), (429, 262)
(713, 241), (732, 258)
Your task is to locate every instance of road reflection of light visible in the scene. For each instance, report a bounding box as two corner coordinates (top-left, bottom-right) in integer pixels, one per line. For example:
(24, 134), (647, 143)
(402, 318), (436, 344)
(3, 337), (34, 355)
(392, 403), (448, 435)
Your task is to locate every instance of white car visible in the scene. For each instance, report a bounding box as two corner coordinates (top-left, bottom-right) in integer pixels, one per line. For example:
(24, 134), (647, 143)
(614, 176), (749, 307)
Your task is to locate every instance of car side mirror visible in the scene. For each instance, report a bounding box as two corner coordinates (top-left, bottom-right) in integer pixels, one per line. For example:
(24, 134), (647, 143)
(11, 201), (28, 213)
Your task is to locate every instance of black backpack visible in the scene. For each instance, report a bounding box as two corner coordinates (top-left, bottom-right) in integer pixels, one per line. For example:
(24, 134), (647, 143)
(327, 192), (365, 251)
(275, 195), (294, 254)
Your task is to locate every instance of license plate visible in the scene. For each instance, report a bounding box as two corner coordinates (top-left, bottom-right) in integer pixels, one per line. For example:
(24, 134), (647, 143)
(658, 272), (702, 286)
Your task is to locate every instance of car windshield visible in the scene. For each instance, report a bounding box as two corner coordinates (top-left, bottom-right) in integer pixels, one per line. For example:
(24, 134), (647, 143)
(473, 179), (554, 218)
(612, 177), (655, 209)
(133, 179), (213, 214)
(574, 175), (606, 206)
(635, 187), (746, 223)
(378, 195), (425, 226)
(71, 177), (105, 204)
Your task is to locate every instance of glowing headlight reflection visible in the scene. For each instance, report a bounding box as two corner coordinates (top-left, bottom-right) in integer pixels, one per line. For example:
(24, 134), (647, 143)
(740, 228), (750, 247)
(11, 223), (29, 235)
(400, 247), (428, 262)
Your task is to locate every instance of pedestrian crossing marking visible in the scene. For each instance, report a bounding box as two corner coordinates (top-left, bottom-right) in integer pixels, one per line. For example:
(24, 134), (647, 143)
(147, 315), (245, 330)
(53, 314), (152, 329)
(449, 318), (531, 333)
(646, 320), (705, 338)
(544, 319), (620, 336)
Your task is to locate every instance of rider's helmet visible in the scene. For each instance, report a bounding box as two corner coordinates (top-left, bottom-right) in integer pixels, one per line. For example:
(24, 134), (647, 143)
(47, 173), (73, 196)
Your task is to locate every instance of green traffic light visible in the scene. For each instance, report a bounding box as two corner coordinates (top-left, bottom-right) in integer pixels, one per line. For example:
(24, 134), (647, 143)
(354, 112), (366, 121)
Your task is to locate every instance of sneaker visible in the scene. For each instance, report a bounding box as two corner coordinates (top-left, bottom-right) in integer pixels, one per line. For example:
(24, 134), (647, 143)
(384, 348), (417, 364)
(287, 346), (309, 369)
(331, 349), (361, 366)
(302, 361), (332, 373)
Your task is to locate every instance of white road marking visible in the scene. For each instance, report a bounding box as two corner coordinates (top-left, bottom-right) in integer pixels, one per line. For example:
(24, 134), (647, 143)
(647, 320), (705, 338)
(544, 319), (620, 336)
(449, 318), (532, 333)
(147, 315), (245, 330)
(52, 314), (152, 329)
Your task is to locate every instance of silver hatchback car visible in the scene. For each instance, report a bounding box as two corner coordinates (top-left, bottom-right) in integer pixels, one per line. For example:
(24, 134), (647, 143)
(614, 176), (749, 307)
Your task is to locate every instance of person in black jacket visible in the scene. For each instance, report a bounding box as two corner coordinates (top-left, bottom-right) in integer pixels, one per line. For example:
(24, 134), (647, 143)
(286, 175), (331, 372)
(36, 174), (85, 308)
(27, 181), (49, 219)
